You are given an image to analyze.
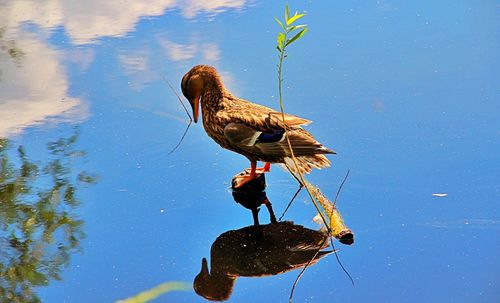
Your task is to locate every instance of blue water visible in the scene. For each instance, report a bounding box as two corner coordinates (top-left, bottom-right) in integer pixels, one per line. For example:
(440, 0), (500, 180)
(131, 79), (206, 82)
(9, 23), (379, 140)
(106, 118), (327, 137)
(0, 1), (499, 302)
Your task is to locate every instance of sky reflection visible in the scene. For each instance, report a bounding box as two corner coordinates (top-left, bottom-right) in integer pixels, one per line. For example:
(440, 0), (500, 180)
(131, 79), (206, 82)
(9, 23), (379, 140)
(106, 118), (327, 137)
(0, 0), (248, 44)
(0, 0), (246, 138)
(0, 29), (87, 137)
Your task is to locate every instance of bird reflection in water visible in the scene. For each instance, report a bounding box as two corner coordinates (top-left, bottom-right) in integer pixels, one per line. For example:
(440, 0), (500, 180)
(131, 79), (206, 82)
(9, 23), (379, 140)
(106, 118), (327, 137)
(231, 170), (276, 226)
(194, 170), (332, 301)
(194, 221), (331, 301)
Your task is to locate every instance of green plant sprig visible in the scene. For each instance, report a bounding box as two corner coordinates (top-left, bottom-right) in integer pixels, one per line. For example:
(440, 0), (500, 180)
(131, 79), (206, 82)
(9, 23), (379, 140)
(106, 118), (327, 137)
(275, 7), (354, 300)
(274, 6), (308, 53)
(275, 7), (349, 302)
(275, 5), (332, 238)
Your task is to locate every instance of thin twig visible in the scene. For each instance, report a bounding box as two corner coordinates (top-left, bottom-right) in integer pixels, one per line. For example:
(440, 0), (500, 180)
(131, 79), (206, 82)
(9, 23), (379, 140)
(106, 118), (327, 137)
(163, 77), (192, 120)
(163, 77), (193, 155)
(333, 170), (350, 207)
(330, 171), (354, 284)
(278, 183), (303, 221)
(330, 237), (354, 285)
(289, 236), (330, 303)
(168, 120), (192, 155)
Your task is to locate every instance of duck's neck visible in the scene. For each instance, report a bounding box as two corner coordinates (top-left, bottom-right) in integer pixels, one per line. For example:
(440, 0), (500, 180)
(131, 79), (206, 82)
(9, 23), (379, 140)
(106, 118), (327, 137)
(200, 71), (230, 112)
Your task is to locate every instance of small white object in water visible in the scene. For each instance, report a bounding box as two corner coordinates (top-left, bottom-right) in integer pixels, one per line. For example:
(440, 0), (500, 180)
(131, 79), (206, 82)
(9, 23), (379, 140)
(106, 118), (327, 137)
(432, 193), (448, 197)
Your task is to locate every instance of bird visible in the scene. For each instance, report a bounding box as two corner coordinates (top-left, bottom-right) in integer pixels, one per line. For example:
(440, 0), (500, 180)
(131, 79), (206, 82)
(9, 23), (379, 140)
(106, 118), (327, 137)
(230, 172), (277, 226)
(181, 65), (335, 187)
(193, 222), (332, 301)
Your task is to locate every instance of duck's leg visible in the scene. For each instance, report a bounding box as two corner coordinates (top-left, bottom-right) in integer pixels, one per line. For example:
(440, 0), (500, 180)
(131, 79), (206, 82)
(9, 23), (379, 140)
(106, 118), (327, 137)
(234, 162), (271, 188)
(262, 197), (277, 223)
(251, 207), (260, 226)
(255, 162), (271, 174)
(233, 161), (258, 188)
(248, 161), (258, 178)
(244, 162), (271, 175)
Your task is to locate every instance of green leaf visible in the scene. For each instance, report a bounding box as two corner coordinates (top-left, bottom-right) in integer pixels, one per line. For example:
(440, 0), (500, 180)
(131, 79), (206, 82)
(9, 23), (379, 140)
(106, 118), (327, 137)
(274, 17), (284, 29)
(277, 32), (285, 49)
(288, 24), (307, 32)
(286, 13), (305, 26)
(285, 4), (290, 22)
(285, 28), (308, 47)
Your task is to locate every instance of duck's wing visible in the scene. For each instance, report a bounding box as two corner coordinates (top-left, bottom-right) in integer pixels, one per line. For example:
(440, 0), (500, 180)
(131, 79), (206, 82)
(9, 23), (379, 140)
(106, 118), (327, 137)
(223, 98), (311, 130)
(221, 98), (334, 172)
(265, 111), (311, 128)
(223, 122), (334, 158)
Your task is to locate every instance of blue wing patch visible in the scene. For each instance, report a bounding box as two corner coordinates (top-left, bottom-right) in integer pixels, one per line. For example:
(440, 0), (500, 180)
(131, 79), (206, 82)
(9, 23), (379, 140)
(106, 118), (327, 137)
(257, 129), (285, 143)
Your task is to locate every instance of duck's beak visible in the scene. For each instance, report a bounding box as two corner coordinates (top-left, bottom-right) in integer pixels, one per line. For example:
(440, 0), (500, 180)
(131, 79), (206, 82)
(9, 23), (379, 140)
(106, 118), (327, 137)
(200, 257), (209, 275)
(189, 95), (200, 123)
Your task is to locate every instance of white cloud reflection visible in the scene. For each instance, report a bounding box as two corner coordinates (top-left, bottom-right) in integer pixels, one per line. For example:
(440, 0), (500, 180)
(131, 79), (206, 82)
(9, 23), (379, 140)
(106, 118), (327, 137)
(201, 43), (221, 62)
(117, 36), (225, 93)
(119, 51), (150, 74)
(159, 39), (198, 62)
(181, 0), (246, 18)
(158, 37), (221, 63)
(64, 48), (95, 72)
(0, 31), (88, 138)
(0, 0), (247, 137)
(118, 49), (160, 91)
(0, 0), (247, 45)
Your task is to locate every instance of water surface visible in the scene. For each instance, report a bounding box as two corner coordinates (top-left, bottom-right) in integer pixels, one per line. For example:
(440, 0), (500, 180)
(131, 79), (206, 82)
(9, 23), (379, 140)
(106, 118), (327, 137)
(0, 1), (499, 302)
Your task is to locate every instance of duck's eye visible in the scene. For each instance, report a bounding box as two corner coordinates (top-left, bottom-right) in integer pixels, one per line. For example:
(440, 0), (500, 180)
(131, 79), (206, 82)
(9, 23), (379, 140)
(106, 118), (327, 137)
(181, 73), (190, 97)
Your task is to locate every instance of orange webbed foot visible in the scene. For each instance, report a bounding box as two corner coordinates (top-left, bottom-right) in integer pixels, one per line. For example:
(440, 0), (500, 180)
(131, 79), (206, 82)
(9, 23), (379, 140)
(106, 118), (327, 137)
(233, 173), (257, 188)
(233, 162), (271, 189)
(257, 162), (271, 174)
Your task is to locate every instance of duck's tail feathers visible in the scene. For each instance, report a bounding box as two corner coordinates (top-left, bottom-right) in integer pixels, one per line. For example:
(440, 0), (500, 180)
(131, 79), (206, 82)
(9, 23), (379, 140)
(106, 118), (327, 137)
(282, 154), (331, 175)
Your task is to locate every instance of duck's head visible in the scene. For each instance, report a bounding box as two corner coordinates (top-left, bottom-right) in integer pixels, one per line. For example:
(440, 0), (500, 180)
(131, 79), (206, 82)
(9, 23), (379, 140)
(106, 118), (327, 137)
(181, 65), (219, 123)
(193, 257), (235, 301)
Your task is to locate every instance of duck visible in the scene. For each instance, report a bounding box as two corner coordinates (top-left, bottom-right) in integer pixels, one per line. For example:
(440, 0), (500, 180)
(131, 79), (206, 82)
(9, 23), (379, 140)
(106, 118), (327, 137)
(181, 65), (335, 186)
(193, 221), (332, 301)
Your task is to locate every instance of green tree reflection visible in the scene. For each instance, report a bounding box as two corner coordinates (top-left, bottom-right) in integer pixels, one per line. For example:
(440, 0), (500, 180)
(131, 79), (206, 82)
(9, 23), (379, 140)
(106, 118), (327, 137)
(0, 132), (95, 302)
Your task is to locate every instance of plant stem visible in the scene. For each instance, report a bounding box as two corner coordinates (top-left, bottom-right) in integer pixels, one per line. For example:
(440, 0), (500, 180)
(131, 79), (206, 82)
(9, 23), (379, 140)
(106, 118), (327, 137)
(277, 30), (332, 235)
